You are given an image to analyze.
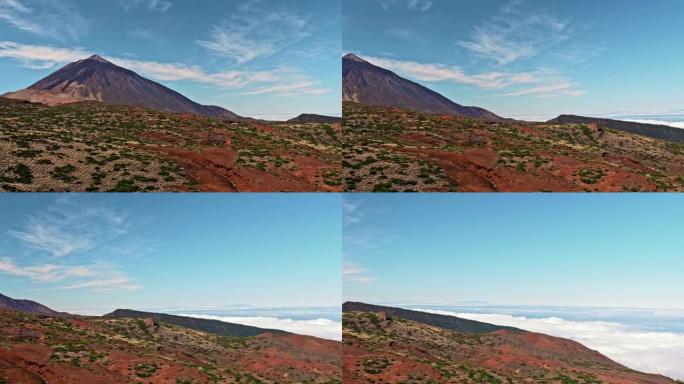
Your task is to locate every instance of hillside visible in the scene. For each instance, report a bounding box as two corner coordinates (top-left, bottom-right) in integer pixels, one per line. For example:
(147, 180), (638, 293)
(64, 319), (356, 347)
(342, 53), (502, 121)
(105, 309), (287, 337)
(0, 308), (341, 384)
(0, 293), (61, 316)
(343, 305), (678, 384)
(343, 302), (518, 333)
(548, 115), (684, 143)
(2, 55), (242, 120)
(342, 102), (684, 192)
(288, 114), (342, 124)
(0, 98), (341, 192)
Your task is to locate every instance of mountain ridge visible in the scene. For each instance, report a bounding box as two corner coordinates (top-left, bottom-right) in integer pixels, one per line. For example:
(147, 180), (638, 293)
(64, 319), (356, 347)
(342, 53), (503, 121)
(0, 293), (62, 316)
(548, 114), (684, 143)
(343, 301), (519, 333)
(104, 308), (288, 337)
(287, 113), (342, 123)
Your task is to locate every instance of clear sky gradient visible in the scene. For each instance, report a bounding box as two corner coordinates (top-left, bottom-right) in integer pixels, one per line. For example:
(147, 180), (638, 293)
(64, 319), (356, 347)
(0, 0), (341, 119)
(344, 0), (684, 120)
(0, 194), (341, 311)
(343, 194), (684, 309)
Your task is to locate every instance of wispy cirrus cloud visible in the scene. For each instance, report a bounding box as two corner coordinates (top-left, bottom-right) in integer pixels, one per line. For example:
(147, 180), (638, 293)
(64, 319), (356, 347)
(0, 257), (87, 282)
(0, 0), (88, 41)
(0, 199), (143, 293)
(117, 0), (171, 13)
(342, 197), (380, 285)
(342, 198), (364, 227)
(0, 40), (89, 67)
(364, 55), (583, 98)
(8, 198), (127, 258)
(503, 79), (583, 98)
(0, 258), (140, 291)
(343, 259), (375, 284)
(0, 41), (329, 96)
(197, 7), (311, 64)
(364, 55), (536, 89)
(458, 2), (570, 65)
(59, 275), (141, 292)
(377, 0), (433, 12)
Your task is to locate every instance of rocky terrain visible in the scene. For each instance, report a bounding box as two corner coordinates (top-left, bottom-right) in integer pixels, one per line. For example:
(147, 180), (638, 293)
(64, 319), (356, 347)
(0, 307), (341, 384)
(0, 98), (341, 192)
(343, 102), (684, 192)
(343, 303), (679, 384)
(342, 53), (502, 121)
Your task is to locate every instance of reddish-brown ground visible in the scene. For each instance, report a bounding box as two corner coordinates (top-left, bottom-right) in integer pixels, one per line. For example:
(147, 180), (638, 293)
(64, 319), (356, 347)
(343, 102), (684, 192)
(343, 310), (677, 384)
(0, 309), (341, 384)
(0, 98), (341, 192)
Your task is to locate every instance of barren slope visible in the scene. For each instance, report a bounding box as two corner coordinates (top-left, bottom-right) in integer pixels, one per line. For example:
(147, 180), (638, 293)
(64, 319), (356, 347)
(343, 309), (678, 384)
(0, 309), (341, 384)
(0, 98), (342, 192)
(343, 102), (684, 192)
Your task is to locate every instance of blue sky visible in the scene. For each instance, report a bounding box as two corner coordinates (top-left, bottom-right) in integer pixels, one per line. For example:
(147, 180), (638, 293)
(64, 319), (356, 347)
(0, 0), (341, 119)
(344, 0), (684, 120)
(0, 194), (341, 311)
(343, 194), (684, 309)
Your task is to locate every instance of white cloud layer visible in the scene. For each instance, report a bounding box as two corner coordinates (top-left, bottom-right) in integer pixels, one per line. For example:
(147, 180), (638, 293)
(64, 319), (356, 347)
(178, 314), (342, 341)
(417, 308), (684, 380)
(621, 119), (684, 129)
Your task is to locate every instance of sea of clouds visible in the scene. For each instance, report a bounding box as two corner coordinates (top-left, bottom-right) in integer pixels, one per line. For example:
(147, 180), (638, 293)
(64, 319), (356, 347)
(620, 118), (684, 129)
(178, 313), (342, 341)
(415, 307), (684, 381)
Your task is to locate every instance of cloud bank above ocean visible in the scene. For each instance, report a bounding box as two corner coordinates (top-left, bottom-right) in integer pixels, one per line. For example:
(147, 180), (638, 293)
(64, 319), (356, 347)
(178, 313), (341, 341)
(417, 308), (684, 380)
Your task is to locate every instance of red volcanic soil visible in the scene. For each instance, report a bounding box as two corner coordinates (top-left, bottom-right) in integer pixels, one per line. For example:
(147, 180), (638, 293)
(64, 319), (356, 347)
(0, 309), (341, 384)
(0, 99), (341, 192)
(343, 102), (684, 192)
(343, 310), (678, 384)
(135, 117), (341, 192)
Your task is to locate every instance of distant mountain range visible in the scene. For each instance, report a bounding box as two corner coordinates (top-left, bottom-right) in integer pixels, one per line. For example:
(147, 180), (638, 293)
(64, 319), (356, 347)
(2, 55), (244, 120)
(343, 302), (678, 384)
(287, 113), (342, 124)
(0, 292), (61, 316)
(342, 53), (503, 121)
(548, 114), (684, 143)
